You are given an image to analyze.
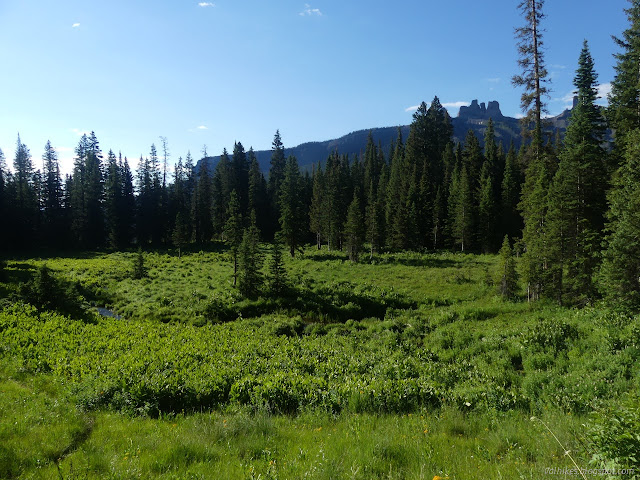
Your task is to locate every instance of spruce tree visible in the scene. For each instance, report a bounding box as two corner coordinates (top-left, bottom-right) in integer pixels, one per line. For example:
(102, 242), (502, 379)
(248, 148), (268, 237)
(224, 190), (243, 286)
(238, 211), (263, 298)
(546, 41), (607, 305)
(344, 191), (365, 262)
(309, 163), (326, 250)
(104, 150), (123, 248)
(268, 234), (288, 295)
(41, 140), (64, 244)
(477, 161), (497, 253)
(496, 235), (519, 299)
(500, 142), (523, 241)
(268, 130), (287, 228)
(449, 165), (474, 252)
(12, 135), (39, 248)
(279, 156), (305, 257)
(512, 0), (549, 153)
(608, 0), (640, 138)
(600, 128), (640, 311)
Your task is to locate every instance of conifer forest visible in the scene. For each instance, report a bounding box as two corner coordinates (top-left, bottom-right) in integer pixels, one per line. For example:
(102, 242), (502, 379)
(1, 1), (640, 479)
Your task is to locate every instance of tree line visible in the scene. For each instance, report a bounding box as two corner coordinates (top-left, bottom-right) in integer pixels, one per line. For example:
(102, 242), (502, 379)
(1, 0), (640, 311)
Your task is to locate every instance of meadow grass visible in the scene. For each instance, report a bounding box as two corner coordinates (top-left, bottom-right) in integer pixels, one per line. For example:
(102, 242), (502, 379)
(1, 246), (638, 478)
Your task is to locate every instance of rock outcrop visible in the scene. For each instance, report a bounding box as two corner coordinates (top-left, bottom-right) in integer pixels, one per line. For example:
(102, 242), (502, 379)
(458, 99), (504, 120)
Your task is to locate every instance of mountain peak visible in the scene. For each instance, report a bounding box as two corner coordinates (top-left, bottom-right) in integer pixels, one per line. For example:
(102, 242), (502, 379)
(458, 99), (504, 120)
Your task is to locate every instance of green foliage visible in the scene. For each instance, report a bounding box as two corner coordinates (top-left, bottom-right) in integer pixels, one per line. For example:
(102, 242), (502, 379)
(267, 235), (288, 295)
(18, 264), (89, 318)
(132, 247), (147, 279)
(589, 396), (640, 478)
(237, 212), (263, 298)
(600, 129), (640, 311)
(495, 235), (519, 299)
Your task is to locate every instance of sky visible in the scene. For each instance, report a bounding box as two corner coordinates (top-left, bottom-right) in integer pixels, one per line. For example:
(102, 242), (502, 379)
(0, 0), (630, 175)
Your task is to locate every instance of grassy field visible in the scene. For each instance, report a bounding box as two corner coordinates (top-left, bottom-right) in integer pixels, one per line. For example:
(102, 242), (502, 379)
(0, 246), (639, 479)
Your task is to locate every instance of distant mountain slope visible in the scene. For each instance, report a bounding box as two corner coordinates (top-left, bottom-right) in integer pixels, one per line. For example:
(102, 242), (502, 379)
(197, 100), (573, 174)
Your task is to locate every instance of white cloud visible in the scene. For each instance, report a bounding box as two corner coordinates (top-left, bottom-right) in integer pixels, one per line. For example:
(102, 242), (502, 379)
(486, 78), (501, 83)
(443, 101), (471, 109)
(404, 105), (419, 113)
(300, 4), (322, 16)
(197, 125), (208, 130)
(72, 23), (80, 28)
(198, 2), (215, 7)
(597, 82), (611, 103)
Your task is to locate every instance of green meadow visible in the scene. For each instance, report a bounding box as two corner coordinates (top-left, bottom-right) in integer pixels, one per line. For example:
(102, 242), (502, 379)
(1, 247), (638, 479)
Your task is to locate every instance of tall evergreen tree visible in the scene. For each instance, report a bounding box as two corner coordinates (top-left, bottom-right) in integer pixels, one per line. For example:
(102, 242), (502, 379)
(477, 161), (497, 253)
(192, 159), (213, 244)
(41, 140), (64, 244)
(600, 128), (640, 311)
(448, 165), (474, 252)
(546, 41), (608, 305)
(104, 150), (124, 248)
(309, 163), (326, 250)
(344, 191), (365, 262)
(224, 190), (243, 286)
(500, 142), (523, 241)
(279, 156), (305, 257)
(268, 130), (287, 232)
(11, 135), (38, 247)
(608, 0), (640, 138)
(513, 0), (553, 301)
(248, 148), (269, 237)
(512, 0), (549, 153)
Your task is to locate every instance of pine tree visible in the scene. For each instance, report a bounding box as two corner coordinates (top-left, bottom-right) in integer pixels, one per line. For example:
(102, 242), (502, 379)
(268, 130), (287, 230)
(0, 148), (7, 250)
(192, 159), (213, 244)
(344, 191), (365, 262)
(238, 211), (263, 298)
(41, 140), (64, 244)
(477, 161), (497, 253)
(449, 165), (474, 252)
(224, 190), (243, 286)
(500, 142), (523, 241)
(545, 41), (608, 305)
(309, 163), (326, 250)
(512, 0), (549, 152)
(120, 156), (136, 246)
(104, 150), (123, 248)
(279, 156), (305, 257)
(366, 179), (385, 257)
(608, 0), (640, 137)
(248, 148), (268, 237)
(12, 135), (39, 248)
(600, 128), (640, 311)
(496, 235), (519, 299)
(268, 234), (288, 295)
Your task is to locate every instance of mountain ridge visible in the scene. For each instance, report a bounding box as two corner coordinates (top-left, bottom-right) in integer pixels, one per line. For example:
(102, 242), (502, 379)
(198, 100), (573, 174)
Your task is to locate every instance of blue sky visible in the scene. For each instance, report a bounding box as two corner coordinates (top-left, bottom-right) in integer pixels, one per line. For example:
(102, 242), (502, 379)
(0, 0), (629, 175)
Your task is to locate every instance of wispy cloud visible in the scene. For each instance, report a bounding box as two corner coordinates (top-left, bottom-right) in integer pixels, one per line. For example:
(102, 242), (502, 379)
(443, 101), (471, 109)
(404, 105), (419, 113)
(198, 2), (215, 7)
(597, 82), (611, 103)
(197, 125), (208, 130)
(486, 78), (501, 83)
(300, 4), (322, 16)
(72, 23), (80, 28)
